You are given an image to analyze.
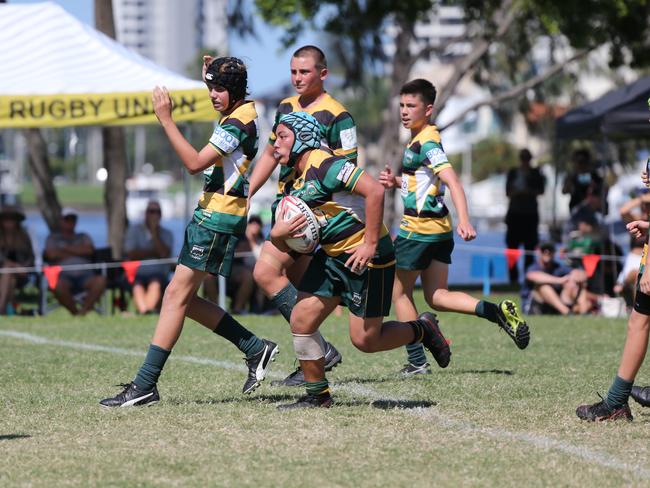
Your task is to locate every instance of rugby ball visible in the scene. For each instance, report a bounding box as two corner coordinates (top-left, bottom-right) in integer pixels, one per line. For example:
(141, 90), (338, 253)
(275, 195), (320, 253)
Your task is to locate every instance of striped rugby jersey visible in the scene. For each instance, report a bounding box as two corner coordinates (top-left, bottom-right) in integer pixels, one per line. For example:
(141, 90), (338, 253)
(398, 125), (453, 242)
(193, 101), (259, 235)
(283, 149), (392, 258)
(270, 93), (357, 198)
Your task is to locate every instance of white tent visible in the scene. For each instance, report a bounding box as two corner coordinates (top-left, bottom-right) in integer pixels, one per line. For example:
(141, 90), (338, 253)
(0, 2), (214, 127)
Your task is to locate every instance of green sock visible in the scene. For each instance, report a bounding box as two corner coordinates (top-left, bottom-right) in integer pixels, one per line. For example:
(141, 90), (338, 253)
(475, 300), (499, 324)
(134, 344), (171, 391)
(606, 375), (634, 408)
(270, 284), (297, 323)
(306, 379), (330, 396)
(406, 343), (428, 367)
(214, 313), (264, 357)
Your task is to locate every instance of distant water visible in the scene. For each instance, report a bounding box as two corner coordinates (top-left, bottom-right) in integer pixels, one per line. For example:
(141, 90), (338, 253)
(24, 211), (513, 285)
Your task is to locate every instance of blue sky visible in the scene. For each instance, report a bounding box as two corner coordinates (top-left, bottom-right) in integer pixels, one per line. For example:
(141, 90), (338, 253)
(9, 0), (318, 95)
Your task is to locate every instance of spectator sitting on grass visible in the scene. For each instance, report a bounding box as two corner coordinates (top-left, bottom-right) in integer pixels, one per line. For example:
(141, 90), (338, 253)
(523, 242), (590, 315)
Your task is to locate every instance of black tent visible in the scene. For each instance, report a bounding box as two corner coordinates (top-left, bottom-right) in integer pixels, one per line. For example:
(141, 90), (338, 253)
(556, 76), (650, 140)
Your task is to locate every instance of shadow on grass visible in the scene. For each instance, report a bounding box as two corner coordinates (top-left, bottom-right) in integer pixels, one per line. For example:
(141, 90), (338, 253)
(450, 369), (514, 376)
(167, 395), (435, 410)
(333, 376), (406, 385)
(0, 434), (31, 441)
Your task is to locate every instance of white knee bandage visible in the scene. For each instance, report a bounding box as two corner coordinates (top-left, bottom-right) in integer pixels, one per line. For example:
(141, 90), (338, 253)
(292, 331), (326, 360)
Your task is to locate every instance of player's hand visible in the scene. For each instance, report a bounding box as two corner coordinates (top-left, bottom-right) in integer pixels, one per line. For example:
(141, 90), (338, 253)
(152, 86), (173, 123)
(345, 242), (376, 275)
(270, 211), (306, 240)
(456, 221), (476, 241)
(640, 267), (650, 294)
(626, 219), (649, 239)
(642, 171), (650, 188)
(202, 55), (214, 82)
(378, 165), (396, 189)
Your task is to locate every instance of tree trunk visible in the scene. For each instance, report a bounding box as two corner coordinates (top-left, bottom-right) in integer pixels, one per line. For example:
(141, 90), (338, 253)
(374, 16), (416, 231)
(95, 0), (128, 258)
(24, 129), (62, 231)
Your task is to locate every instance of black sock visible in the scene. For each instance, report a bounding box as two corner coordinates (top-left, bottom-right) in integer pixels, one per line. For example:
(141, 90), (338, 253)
(134, 344), (171, 391)
(475, 300), (499, 324)
(271, 284), (297, 323)
(214, 313), (264, 357)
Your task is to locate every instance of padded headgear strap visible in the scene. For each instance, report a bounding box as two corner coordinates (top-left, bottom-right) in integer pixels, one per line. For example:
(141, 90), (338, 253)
(205, 57), (248, 109)
(278, 111), (322, 163)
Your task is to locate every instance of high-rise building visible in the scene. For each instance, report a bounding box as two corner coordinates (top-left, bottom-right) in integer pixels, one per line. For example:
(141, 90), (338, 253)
(113, 0), (228, 76)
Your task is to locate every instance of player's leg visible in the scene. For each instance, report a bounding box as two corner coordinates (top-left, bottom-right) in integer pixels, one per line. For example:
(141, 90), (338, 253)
(422, 259), (529, 349)
(393, 268), (430, 374)
(255, 241), (342, 387)
(185, 292), (278, 394)
(100, 263), (205, 408)
(277, 292), (339, 410)
(576, 298), (650, 421)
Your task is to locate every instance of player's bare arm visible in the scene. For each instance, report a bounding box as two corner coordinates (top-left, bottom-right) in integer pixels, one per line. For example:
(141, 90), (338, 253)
(248, 144), (279, 197)
(627, 219), (650, 240)
(438, 166), (476, 241)
(152, 85), (221, 175)
(345, 173), (384, 272)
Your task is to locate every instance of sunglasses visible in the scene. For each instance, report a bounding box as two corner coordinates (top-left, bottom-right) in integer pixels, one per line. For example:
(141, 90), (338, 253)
(146, 208), (161, 215)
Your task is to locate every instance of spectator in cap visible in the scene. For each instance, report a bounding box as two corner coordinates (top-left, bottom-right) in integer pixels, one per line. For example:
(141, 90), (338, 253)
(0, 206), (35, 314)
(44, 208), (106, 315)
(505, 148), (546, 283)
(123, 200), (173, 314)
(522, 242), (590, 315)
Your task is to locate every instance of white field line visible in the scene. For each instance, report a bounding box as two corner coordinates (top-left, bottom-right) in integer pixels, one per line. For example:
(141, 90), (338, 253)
(2, 329), (649, 480)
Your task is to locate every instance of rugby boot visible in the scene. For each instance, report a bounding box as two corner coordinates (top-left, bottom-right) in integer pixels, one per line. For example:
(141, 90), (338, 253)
(242, 339), (279, 394)
(496, 299), (530, 350)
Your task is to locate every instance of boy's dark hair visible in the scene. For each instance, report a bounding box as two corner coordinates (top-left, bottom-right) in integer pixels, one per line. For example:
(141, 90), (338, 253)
(400, 79), (437, 105)
(293, 45), (327, 70)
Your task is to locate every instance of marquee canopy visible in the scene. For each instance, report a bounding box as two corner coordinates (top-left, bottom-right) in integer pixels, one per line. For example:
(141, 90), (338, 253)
(0, 2), (215, 128)
(556, 76), (650, 140)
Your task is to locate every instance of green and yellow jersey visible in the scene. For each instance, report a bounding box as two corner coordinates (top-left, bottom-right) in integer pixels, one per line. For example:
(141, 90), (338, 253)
(398, 124), (453, 242)
(284, 149), (392, 259)
(270, 93), (357, 198)
(194, 101), (259, 235)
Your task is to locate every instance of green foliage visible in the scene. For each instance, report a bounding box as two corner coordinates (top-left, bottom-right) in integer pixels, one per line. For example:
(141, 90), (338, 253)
(449, 137), (519, 180)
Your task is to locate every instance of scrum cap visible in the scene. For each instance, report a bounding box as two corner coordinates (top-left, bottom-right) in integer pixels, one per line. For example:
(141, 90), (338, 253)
(278, 111), (322, 163)
(205, 57), (248, 108)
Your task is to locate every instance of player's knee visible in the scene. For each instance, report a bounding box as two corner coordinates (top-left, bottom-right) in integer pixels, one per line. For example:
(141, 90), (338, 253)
(292, 331), (325, 360)
(425, 292), (444, 311)
(253, 261), (277, 291)
(350, 333), (378, 353)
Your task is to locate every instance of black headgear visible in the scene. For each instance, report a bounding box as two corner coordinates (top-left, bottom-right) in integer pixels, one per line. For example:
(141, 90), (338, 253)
(205, 57), (248, 109)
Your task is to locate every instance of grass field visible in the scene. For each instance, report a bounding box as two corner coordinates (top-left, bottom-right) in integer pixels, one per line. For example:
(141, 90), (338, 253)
(2, 298), (650, 487)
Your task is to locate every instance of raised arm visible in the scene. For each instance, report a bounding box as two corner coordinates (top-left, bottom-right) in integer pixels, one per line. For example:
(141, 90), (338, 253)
(152, 86), (220, 175)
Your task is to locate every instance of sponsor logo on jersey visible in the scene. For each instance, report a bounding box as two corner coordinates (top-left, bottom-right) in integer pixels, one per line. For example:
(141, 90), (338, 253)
(209, 126), (240, 154)
(336, 161), (356, 183)
(352, 292), (362, 305)
(340, 127), (357, 151)
(426, 147), (448, 166)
